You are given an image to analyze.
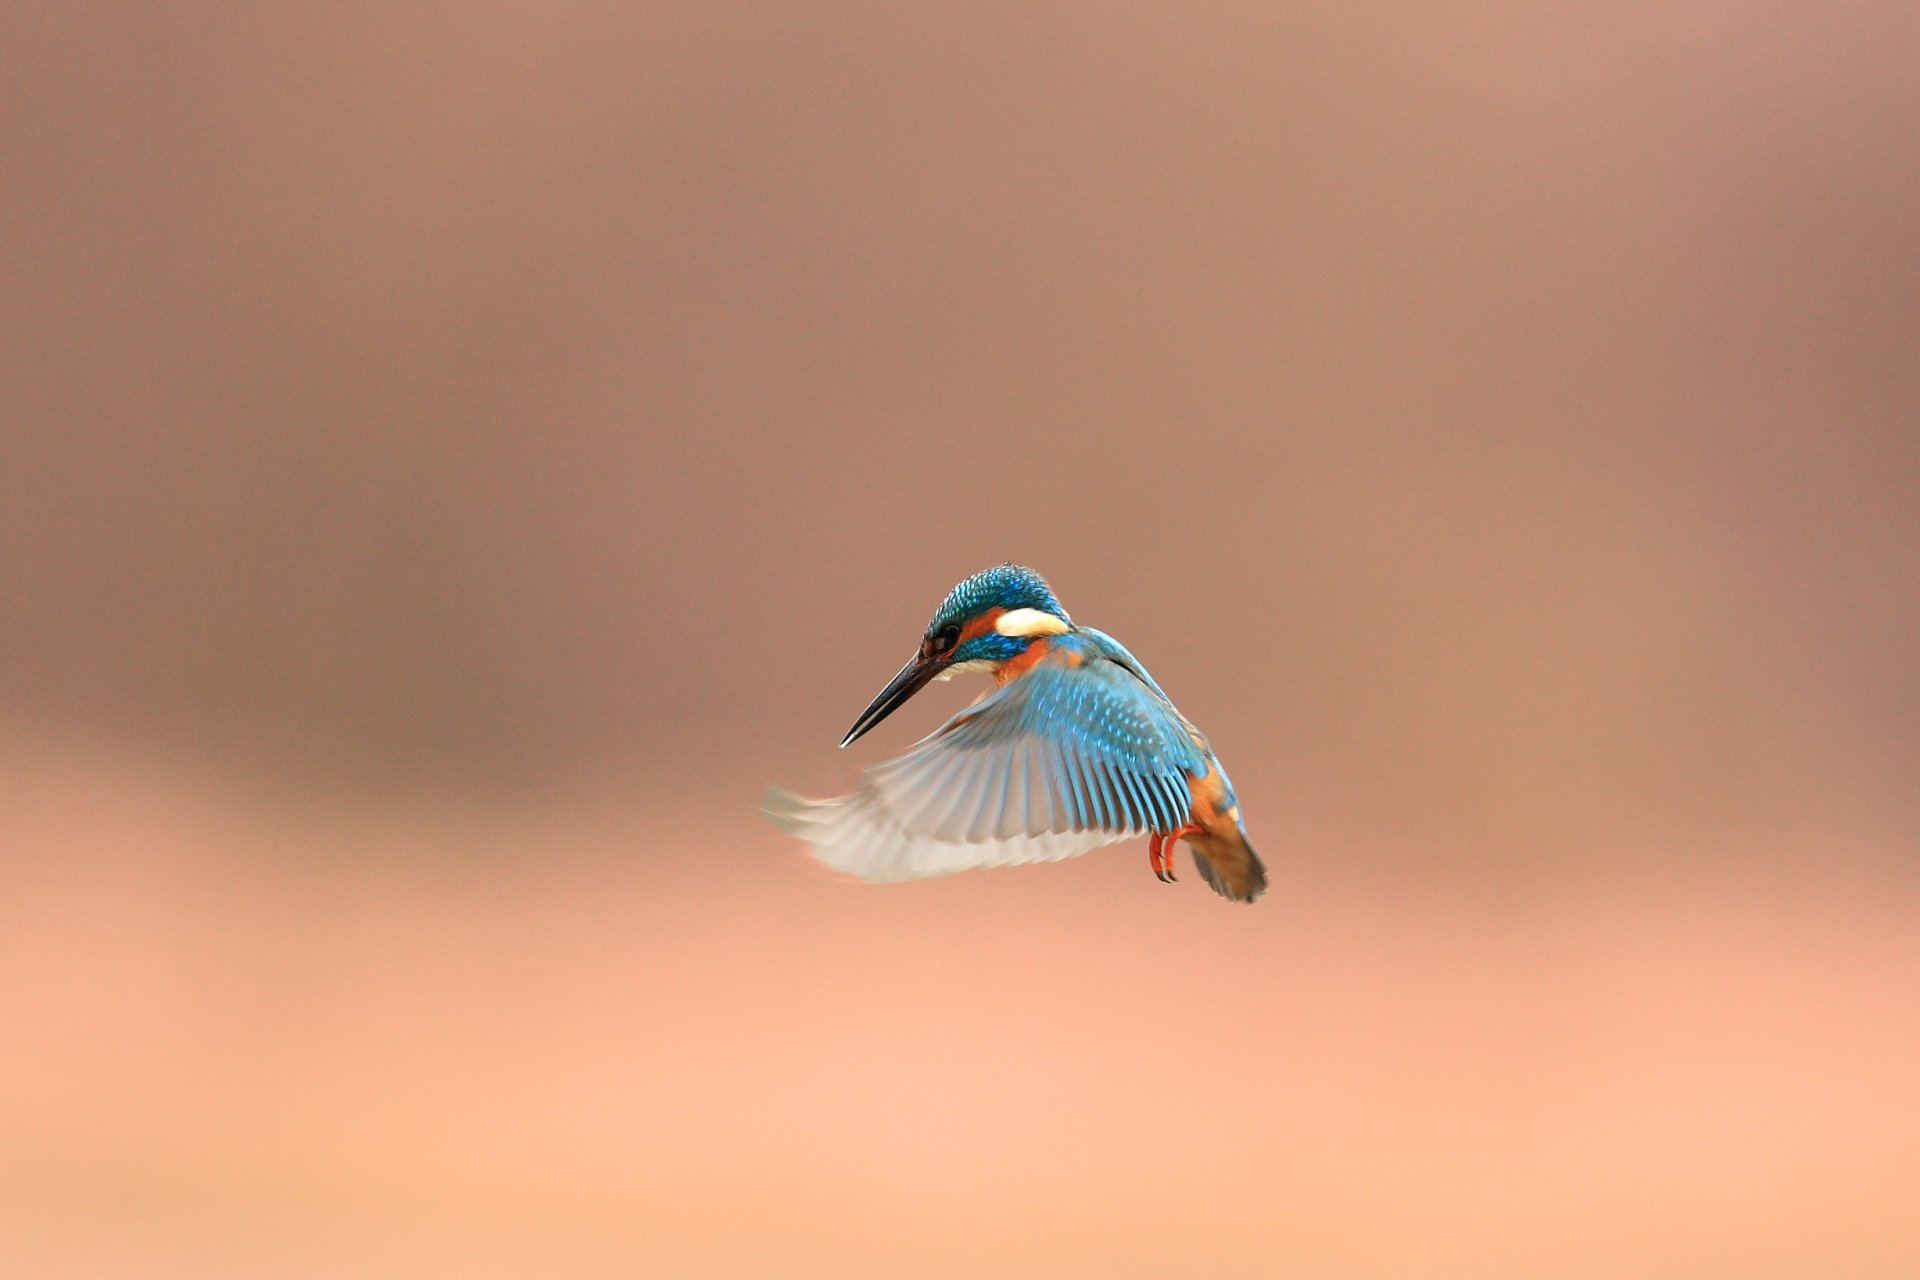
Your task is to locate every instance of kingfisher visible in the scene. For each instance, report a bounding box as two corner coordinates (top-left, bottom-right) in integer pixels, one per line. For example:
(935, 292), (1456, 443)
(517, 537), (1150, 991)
(763, 564), (1267, 902)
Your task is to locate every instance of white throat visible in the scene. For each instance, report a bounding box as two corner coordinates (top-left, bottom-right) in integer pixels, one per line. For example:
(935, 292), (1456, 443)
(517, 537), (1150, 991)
(933, 658), (996, 681)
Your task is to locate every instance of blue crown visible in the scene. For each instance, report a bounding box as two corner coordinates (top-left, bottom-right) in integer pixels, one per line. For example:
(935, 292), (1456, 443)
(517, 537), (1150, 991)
(927, 564), (1069, 634)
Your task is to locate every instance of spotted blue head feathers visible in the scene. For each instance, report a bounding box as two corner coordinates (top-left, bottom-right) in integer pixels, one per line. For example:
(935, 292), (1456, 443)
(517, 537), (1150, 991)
(926, 563), (1070, 639)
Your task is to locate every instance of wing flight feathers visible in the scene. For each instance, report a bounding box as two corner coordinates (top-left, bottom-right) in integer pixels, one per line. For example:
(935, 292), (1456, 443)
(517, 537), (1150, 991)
(766, 656), (1203, 883)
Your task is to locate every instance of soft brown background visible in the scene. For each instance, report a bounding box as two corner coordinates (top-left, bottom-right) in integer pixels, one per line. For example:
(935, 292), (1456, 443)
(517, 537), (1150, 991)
(4, 3), (1917, 1277)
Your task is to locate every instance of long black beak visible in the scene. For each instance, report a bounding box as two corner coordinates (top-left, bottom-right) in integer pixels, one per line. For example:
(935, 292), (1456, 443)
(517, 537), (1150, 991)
(840, 651), (944, 747)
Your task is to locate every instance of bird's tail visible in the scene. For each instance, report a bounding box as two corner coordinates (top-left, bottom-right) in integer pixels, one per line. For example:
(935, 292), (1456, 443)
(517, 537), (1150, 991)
(1186, 825), (1268, 903)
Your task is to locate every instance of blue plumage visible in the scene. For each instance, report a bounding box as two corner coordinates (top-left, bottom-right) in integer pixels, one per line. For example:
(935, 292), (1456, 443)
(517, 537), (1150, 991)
(764, 564), (1267, 902)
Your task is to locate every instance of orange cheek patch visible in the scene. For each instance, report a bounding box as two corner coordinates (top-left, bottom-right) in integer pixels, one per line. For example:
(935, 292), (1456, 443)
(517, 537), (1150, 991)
(958, 608), (1005, 645)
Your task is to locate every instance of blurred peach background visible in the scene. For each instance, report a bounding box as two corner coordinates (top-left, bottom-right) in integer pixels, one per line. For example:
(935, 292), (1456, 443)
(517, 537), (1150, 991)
(4, 3), (1917, 1277)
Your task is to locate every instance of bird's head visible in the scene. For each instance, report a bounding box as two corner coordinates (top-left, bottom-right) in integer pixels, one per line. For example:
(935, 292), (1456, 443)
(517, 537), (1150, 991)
(839, 563), (1073, 747)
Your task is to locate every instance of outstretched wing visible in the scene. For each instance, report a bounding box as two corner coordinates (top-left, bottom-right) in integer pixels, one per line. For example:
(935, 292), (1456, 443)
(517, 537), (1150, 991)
(764, 655), (1204, 883)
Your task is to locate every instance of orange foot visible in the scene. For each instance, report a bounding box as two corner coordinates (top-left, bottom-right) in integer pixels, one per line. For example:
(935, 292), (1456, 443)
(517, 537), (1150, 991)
(1149, 825), (1203, 884)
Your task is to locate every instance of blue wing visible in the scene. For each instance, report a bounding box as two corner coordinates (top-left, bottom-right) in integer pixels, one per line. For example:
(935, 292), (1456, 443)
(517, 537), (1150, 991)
(764, 654), (1204, 883)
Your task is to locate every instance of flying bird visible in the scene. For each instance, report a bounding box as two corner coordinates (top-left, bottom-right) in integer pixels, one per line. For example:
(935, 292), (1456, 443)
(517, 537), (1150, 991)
(763, 564), (1267, 902)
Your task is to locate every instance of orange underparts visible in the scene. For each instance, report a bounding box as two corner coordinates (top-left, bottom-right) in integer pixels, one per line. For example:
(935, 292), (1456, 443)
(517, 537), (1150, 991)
(1149, 825), (1203, 883)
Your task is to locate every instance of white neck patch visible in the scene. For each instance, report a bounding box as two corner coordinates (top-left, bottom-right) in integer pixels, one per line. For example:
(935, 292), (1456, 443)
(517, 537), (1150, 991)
(994, 607), (1071, 638)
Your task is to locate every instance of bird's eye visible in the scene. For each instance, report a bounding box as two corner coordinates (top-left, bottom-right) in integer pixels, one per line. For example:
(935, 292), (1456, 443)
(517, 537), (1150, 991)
(934, 624), (961, 652)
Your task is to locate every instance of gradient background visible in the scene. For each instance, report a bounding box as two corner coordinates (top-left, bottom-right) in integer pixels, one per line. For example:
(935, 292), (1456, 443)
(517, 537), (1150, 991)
(5, 3), (1918, 1277)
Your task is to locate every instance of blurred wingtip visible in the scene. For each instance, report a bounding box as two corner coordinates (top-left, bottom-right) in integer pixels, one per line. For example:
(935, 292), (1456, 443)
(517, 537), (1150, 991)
(761, 783), (810, 835)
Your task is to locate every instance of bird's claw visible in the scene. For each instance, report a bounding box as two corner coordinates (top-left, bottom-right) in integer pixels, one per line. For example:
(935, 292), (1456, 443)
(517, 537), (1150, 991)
(1148, 832), (1177, 883)
(1148, 825), (1207, 884)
